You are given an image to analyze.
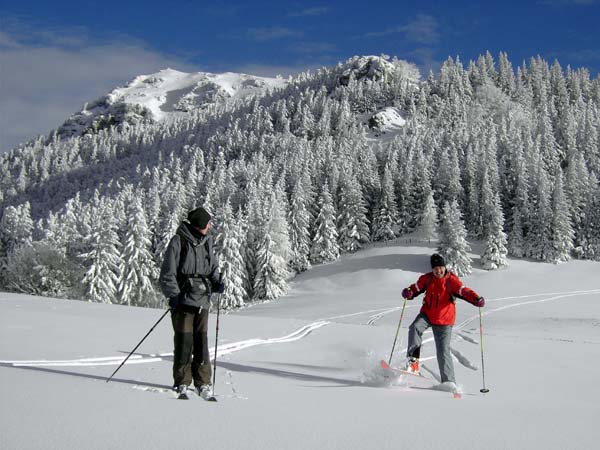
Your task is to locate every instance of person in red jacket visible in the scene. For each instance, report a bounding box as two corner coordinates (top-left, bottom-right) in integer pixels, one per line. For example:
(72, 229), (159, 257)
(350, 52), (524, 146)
(401, 253), (484, 385)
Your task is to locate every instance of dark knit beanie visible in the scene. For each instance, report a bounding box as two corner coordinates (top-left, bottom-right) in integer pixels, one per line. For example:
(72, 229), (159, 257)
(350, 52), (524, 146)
(430, 253), (446, 268)
(187, 207), (211, 229)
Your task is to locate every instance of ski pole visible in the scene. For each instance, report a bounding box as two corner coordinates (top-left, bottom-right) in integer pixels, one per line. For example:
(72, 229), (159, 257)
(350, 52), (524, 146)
(207, 293), (221, 402)
(479, 308), (490, 393)
(106, 308), (171, 383)
(388, 297), (408, 365)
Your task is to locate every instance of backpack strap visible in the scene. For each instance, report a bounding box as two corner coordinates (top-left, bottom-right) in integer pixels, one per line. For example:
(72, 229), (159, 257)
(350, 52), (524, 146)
(421, 272), (434, 293)
(176, 235), (190, 275)
(446, 272), (456, 303)
(175, 234), (190, 292)
(175, 232), (213, 294)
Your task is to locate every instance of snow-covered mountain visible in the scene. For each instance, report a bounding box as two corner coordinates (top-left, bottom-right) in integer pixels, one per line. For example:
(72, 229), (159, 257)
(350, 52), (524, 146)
(1, 53), (599, 311)
(56, 68), (288, 138)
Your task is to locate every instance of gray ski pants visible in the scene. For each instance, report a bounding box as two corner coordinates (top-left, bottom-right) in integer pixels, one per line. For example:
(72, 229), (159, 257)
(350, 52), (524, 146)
(407, 312), (455, 383)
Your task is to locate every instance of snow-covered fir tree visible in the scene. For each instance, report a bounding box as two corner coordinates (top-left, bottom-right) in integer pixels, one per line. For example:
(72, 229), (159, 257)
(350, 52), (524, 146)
(288, 176), (312, 272)
(154, 187), (186, 265)
(506, 137), (530, 258)
(0, 202), (34, 257)
(438, 200), (473, 276)
(118, 195), (159, 307)
(417, 188), (438, 242)
(480, 168), (509, 270)
(434, 146), (462, 207)
(253, 181), (291, 300)
(336, 170), (370, 252)
(564, 151), (589, 253)
(548, 170), (574, 263)
(310, 182), (340, 264)
(214, 201), (247, 308)
(526, 143), (554, 260)
(372, 163), (397, 242)
(244, 169), (274, 297)
(80, 212), (122, 304)
(582, 173), (600, 259)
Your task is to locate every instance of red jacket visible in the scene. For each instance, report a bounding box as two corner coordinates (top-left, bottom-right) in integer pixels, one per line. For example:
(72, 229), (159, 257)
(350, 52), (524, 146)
(407, 271), (481, 326)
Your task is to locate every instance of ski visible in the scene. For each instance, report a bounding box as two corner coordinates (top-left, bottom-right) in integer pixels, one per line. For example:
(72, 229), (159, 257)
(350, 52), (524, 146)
(380, 359), (430, 379)
(381, 360), (461, 398)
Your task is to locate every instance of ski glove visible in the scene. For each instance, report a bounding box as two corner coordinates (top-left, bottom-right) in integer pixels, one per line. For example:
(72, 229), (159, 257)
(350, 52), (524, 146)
(212, 280), (226, 294)
(169, 293), (183, 309)
(474, 297), (485, 308)
(402, 288), (414, 300)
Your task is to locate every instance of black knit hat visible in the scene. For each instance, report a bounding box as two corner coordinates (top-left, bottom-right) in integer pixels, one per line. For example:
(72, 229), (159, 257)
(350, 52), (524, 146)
(187, 207), (211, 229)
(430, 253), (446, 268)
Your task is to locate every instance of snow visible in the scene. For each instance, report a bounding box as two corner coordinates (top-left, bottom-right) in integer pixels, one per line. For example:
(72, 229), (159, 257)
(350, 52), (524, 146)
(111, 68), (286, 120)
(57, 68), (287, 138)
(371, 107), (407, 129)
(363, 107), (407, 142)
(2, 239), (600, 450)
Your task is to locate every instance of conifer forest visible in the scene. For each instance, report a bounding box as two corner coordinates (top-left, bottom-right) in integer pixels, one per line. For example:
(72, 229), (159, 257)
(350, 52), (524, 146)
(1, 54), (599, 309)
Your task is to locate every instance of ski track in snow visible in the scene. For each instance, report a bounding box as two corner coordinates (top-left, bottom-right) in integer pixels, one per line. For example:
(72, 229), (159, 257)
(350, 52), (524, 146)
(212, 320), (330, 358)
(450, 348), (478, 370)
(365, 307), (403, 325)
(455, 332), (479, 344)
(0, 321), (330, 368)
(1, 355), (165, 367)
(455, 289), (600, 330)
(360, 289), (600, 326)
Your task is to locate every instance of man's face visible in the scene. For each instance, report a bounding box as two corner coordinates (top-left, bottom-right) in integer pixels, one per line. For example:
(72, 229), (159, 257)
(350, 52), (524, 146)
(432, 266), (446, 279)
(199, 220), (212, 234)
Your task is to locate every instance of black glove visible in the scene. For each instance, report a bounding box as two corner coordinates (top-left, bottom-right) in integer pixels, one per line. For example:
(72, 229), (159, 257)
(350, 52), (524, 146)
(168, 293), (183, 309)
(212, 280), (225, 294)
(475, 297), (485, 307)
(402, 288), (414, 300)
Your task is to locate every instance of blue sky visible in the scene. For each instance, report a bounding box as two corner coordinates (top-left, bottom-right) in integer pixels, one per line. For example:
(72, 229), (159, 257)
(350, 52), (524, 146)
(1, 0), (599, 153)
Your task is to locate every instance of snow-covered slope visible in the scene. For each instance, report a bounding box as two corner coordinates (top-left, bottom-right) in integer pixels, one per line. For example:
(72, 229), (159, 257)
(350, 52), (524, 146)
(57, 68), (287, 138)
(2, 239), (599, 450)
(363, 106), (408, 141)
(54, 56), (415, 140)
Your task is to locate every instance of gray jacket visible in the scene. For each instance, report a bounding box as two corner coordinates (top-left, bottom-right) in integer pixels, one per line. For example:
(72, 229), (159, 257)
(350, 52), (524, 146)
(159, 222), (220, 310)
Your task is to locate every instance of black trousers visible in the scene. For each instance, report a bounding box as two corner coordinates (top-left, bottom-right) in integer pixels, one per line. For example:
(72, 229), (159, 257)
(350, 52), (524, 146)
(171, 307), (211, 387)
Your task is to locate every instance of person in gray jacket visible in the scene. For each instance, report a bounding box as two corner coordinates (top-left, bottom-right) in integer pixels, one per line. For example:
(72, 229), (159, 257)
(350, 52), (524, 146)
(159, 206), (224, 398)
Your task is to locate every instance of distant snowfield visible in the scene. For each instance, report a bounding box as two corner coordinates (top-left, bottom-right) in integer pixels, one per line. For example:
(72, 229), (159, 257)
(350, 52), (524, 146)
(112, 68), (287, 120)
(56, 68), (288, 138)
(2, 240), (599, 450)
